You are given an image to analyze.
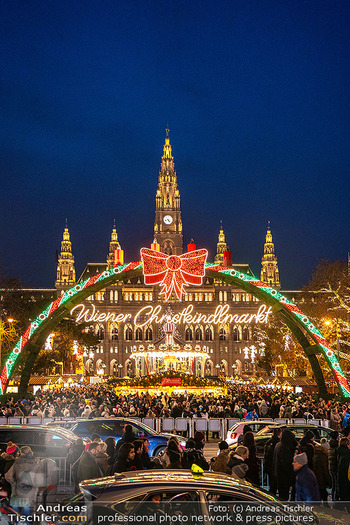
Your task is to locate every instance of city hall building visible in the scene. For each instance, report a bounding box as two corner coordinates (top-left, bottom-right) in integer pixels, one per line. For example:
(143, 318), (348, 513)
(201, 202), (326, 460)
(54, 130), (282, 379)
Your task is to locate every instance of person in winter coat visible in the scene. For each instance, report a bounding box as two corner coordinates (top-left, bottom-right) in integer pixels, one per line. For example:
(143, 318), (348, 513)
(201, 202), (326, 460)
(105, 437), (117, 474)
(165, 450), (182, 469)
(5, 446), (40, 516)
(242, 431), (259, 486)
(227, 446), (249, 479)
(77, 442), (105, 482)
(132, 440), (145, 471)
(182, 438), (209, 471)
(115, 424), (137, 453)
(328, 431), (339, 501)
(160, 437), (182, 468)
(263, 428), (282, 495)
(273, 429), (298, 501)
(237, 425), (252, 445)
(113, 443), (137, 474)
(211, 441), (230, 473)
(312, 442), (331, 504)
(293, 453), (320, 502)
(95, 442), (110, 476)
(299, 430), (315, 469)
(341, 408), (350, 429)
(336, 437), (350, 508)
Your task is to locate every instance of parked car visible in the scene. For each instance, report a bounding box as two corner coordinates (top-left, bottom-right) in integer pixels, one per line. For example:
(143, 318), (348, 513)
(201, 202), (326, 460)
(69, 418), (186, 456)
(45, 420), (76, 430)
(230, 423), (337, 456)
(225, 420), (277, 445)
(0, 425), (80, 458)
(55, 470), (348, 525)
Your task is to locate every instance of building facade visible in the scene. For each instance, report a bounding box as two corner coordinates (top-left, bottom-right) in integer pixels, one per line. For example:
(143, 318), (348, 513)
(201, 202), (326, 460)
(56, 131), (282, 378)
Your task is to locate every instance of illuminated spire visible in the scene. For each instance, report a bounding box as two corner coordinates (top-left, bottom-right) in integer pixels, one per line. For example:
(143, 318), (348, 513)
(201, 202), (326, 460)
(214, 222), (228, 264)
(261, 222), (280, 289)
(55, 223), (76, 288)
(107, 221), (122, 268)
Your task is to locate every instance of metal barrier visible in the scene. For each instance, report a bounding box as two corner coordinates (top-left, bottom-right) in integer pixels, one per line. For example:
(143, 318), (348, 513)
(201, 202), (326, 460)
(142, 418), (156, 430)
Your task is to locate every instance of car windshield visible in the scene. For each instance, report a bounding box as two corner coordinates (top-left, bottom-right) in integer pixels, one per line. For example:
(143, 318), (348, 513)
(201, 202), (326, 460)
(256, 425), (276, 435)
(129, 420), (159, 436)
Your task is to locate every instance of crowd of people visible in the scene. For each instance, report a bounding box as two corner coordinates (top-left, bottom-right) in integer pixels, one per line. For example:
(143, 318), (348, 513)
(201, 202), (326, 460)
(1, 382), (350, 513)
(1, 383), (350, 431)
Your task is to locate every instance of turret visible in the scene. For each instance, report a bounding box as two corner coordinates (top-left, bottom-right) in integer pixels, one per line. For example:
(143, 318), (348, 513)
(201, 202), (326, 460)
(55, 221), (76, 289)
(261, 222), (280, 289)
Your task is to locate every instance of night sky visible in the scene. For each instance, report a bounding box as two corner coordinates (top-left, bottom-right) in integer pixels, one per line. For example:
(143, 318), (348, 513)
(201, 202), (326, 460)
(1, 1), (350, 291)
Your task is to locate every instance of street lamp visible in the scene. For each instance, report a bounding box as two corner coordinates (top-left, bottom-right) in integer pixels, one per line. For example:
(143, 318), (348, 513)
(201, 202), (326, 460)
(215, 363), (220, 377)
(118, 363), (123, 377)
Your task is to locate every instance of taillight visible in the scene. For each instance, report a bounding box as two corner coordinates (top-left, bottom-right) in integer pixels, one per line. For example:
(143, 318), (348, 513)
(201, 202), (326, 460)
(230, 432), (236, 439)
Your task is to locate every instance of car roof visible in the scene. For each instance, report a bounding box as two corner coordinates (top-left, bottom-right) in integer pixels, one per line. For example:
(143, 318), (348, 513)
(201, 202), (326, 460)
(0, 424), (77, 439)
(80, 470), (257, 493)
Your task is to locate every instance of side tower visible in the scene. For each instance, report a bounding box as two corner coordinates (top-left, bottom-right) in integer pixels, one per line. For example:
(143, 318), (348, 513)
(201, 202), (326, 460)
(214, 222), (228, 264)
(261, 222), (280, 289)
(154, 128), (183, 255)
(55, 222), (76, 291)
(107, 221), (124, 268)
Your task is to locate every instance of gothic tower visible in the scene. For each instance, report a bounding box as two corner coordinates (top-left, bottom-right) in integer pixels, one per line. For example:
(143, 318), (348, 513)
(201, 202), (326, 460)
(214, 222), (228, 264)
(154, 128), (183, 255)
(55, 222), (76, 290)
(261, 222), (280, 289)
(107, 221), (124, 268)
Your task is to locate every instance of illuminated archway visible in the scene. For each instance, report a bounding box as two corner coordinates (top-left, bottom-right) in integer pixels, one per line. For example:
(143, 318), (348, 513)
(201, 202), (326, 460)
(1, 260), (349, 398)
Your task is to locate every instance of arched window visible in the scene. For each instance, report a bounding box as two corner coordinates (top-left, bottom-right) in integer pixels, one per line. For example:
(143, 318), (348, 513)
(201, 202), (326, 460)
(195, 326), (203, 341)
(205, 326), (213, 341)
(111, 325), (118, 341)
(243, 326), (250, 341)
(185, 326), (193, 341)
(219, 327), (227, 341)
(233, 326), (239, 341)
(125, 324), (133, 341)
(145, 326), (153, 341)
(135, 327), (143, 341)
(96, 324), (104, 340)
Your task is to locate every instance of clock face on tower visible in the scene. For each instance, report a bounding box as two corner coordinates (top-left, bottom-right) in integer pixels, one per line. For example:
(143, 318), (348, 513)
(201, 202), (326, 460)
(163, 215), (173, 225)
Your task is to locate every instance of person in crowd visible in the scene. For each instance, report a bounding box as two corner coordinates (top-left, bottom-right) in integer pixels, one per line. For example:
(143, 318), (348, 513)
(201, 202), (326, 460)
(330, 409), (342, 431)
(273, 429), (298, 501)
(242, 431), (259, 485)
(227, 446), (249, 479)
(312, 440), (331, 505)
(95, 441), (109, 476)
(293, 452), (320, 502)
(0, 442), (18, 477)
(342, 407), (350, 429)
(182, 438), (209, 470)
(211, 441), (230, 473)
(5, 446), (40, 517)
(77, 442), (105, 482)
(67, 438), (85, 469)
(132, 440), (145, 470)
(299, 430), (315, 468)
(263, 428), (282, 495)
(237, 425), (252, 445)
(141, 439), (162, 470)
(245, 408), (259, 421)
(336, 436), (350, 508)
(193, 431), (206, 450)
(165, 450), (182, 469)
(328, 430), (339, 501)
(113, 443), (136, 473)
(115, 424), (137, 453)
(37, 458), (58, 504)
(160, 437), (182, 468)
(105, 437), (117, 473)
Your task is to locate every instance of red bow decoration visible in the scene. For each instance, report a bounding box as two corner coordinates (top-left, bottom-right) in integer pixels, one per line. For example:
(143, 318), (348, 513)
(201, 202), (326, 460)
(140, 248), (208, 301)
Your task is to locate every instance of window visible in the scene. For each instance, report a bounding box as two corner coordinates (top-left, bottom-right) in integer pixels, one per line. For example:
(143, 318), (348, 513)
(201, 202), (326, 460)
(205, 326), (213, 341)
(96, 324), (104, 340)
(195, 326), (203, 341)
(242, 327), (250, 341)
(219, 327), (227, 341)
(111, 326), (118, 341)
(125, 324), (133, 341)
(233, 326), (239, 341)
(135, 328), (143, 341)
(145, 326), (153, 341)
(185, 327), (193, 341)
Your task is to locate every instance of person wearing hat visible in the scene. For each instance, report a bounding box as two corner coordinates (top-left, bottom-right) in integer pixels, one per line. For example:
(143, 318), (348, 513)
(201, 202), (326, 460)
(293, 452), (320, 502)
(211, 441), (230, 473)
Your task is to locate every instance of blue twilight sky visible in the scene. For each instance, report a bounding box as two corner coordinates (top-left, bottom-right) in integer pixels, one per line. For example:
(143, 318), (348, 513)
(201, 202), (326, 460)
(1, 1), (350, 290)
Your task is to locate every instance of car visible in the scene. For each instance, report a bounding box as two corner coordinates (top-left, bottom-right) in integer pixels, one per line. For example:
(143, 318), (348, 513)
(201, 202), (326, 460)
(0, 424), (80, 458)
(225, 420), (277, 445)
(68, 418), (186, 456)
(45, 420), (77, 430)
(54, 470), (349, 525)
(230, 423), (337, 456)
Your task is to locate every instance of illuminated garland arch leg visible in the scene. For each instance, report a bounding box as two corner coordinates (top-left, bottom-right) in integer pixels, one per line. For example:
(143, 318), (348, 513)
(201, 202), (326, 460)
(1, 262), (349, 399)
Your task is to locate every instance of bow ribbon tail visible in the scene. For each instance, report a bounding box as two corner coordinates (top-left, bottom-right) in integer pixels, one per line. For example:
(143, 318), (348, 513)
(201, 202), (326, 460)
(173, 270), (188, 300)
(160, 270), (176, 300)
